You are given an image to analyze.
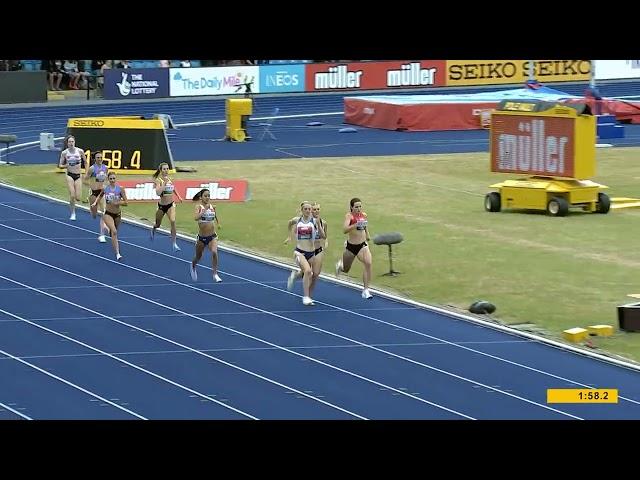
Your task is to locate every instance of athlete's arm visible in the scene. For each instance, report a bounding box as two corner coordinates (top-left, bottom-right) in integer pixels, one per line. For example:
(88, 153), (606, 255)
(194, 203), (203, 221)
(154, 178), (164, 196)
(58, 151), (66, 169)
(173, 185), (183, 203)
(79, 148), (87, 170)
(214, 207), (220, 228)
(119, 187), (128, 207)
(284, 217), (297, 244)
(83, 164), (93, 185)
(322, 220), (329, 248)
(343, 213), (356, 234)
(315, 217), (325, 239)
(91, 189), (104, 207)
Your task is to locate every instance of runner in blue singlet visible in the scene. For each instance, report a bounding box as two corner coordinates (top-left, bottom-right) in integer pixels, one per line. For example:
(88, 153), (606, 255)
(83, 151), (109, 243)
(92, 171), (128, 260)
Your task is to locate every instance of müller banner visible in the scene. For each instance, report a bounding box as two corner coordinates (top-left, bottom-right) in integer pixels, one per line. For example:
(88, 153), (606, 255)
(117, 180), (250, 202)
(304, 60), (446, 92)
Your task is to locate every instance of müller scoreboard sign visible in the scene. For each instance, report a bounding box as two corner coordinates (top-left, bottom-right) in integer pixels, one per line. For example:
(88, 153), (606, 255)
(490, 100), (596, 179)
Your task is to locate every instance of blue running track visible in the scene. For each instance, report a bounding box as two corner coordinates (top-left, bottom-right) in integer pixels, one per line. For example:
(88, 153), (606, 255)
(1, 184), (640, 419)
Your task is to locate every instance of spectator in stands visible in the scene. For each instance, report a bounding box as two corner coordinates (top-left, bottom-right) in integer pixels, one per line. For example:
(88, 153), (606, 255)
(63, 60), (81, 89)
(116, 60), (130, 69)
(180, 60), (191, 68)
(159, 60), (170, 68)
(100, 60), (112, 85)
(88, 60), (105, 90)
(42, 59), (63, 90)
(77, 60), (91, 89)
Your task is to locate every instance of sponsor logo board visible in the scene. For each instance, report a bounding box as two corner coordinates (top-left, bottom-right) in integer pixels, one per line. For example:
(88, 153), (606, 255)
(169, 67), (260, 97)
(259, 64), (305, 93)
(104, 68), (170, 100)
(490, 115), (575, 177)
(446, 60), (591, 86)
(118, 179), (249, 202)
(305, 61), (446, 91)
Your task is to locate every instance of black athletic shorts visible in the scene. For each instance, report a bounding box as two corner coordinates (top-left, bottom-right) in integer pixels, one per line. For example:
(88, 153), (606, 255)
(158, 202), (174, 214)
(198, 233), (218, 246)
(346, 241), (367, 256)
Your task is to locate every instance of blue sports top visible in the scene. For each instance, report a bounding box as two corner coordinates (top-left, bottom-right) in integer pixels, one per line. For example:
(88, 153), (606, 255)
(103, 184), (122, 205)
(90, 164), (108, 182)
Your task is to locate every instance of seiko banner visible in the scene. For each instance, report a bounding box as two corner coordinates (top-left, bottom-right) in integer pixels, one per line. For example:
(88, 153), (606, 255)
(103, 68), (170, 100)
(445, 60), (591, 86)
(169, 66), (260, 97)
(594, 60), (640, 80)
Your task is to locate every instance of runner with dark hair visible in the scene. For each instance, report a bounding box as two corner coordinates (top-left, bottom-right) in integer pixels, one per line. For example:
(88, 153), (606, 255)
(190, 188), (222, 283)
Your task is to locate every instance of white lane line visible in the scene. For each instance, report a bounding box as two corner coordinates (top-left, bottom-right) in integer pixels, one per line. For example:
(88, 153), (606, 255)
(0, 277), (257, 420)
(0, 262), (366, 420)
(2, 226), (584, 417)
(2, 223), (585, 419)
(0, 306), (419, 321)
(5, 188), (638, 378)
(0, 241), (472, 419)
(0, 339), (534, 361)
(0, 322), (146, 420)
(0, 401), (32, 420)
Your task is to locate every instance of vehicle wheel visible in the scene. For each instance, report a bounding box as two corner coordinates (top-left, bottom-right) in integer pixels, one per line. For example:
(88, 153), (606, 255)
(547, 197), (569, 217)
(596, 192), (610, 214)
(485, 192), (501, 212)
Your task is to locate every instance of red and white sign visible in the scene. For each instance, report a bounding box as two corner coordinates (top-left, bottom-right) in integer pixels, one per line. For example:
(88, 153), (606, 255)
(118, 179), (249, 202)
(305, 60), (446, 92)
(490, 116), (575, 177)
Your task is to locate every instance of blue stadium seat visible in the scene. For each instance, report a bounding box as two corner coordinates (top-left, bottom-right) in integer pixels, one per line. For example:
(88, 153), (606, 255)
(190, 60), (201, 68)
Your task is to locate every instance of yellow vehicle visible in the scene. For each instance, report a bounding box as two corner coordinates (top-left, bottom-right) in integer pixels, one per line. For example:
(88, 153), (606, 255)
(484, 99), (609, 216)
(484, 177), (610, 217)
